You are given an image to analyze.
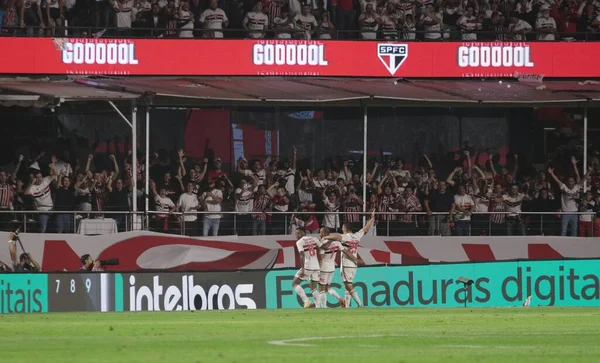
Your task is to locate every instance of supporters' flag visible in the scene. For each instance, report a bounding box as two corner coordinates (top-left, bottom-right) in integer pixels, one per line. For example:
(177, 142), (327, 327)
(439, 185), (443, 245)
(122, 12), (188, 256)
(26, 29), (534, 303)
(29, 162), (40, 171)
(51, 37), (66, 51)
(515, 72), (544, 84)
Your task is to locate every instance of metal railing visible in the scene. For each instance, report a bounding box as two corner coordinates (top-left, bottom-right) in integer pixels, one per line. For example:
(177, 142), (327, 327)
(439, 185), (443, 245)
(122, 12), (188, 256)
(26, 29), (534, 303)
(1, 25), (599, 41)
(0, 210), (146, 234)
(0, 210), (595, 237)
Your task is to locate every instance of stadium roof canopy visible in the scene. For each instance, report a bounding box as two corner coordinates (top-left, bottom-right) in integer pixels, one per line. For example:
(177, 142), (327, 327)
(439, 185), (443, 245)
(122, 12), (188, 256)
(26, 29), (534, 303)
(1, 77), (600, 108)
(2, 75), (599, 213)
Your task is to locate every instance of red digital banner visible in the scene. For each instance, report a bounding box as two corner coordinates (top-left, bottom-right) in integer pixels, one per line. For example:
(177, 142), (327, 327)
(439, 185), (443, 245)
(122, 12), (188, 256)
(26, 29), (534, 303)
(1, 38), (599, 78)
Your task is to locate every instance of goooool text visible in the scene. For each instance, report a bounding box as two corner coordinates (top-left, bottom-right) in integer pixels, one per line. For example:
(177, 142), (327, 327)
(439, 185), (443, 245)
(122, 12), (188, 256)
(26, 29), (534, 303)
(457, 45), (534, 68)
(61, 40), (139, 65)
(128, 275), (256, 311)
(253, 43), (328, 66)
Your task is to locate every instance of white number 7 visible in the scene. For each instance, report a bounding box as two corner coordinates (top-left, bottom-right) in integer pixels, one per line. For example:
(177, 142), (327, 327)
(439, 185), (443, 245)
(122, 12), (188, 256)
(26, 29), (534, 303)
(55, 279), (60, 293)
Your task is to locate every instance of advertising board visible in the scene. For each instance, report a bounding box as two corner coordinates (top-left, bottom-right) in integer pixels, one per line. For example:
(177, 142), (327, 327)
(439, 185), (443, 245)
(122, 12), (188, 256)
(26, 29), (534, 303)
(265, 260), (600, 308)
(1, 260), (598, 314)
(1, 39), (598, 78)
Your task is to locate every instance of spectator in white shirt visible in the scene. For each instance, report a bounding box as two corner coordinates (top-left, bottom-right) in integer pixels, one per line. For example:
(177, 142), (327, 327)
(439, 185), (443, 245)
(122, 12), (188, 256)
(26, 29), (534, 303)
(235, 177), (257, 235)
(54, 152), (73, 177)
(396, 0), (415, 20)
(515, 0), (533, 16)
(450, 184), (474, 236)
(273, 6), (294, 38)
(201, 180), (224, 236)
(548, 157), (587, 237)
(578, 191), (595, 237)
(114, 0), (134, 32)
(471, 179), (491, 236)
(177, 182), (200, 235)
(199, 0), (229, 38)
(339, 160), (352, 181)
(243, 1), (269, 38)
(275, 147), (297, 196)
(457, 5), (480, 40)
(24, 157), (57, 233)
(178, 1), (195, 38)
(316, 10), (335, 39)
(535, 5), (557, 40)
(289, 0), (302, 16)
(381, 2), (399, 40)
(293, 4), (317, 39)
(322, 188), (340, 231)
(419, 3), (443, 40)
(502, 184), (530, 236)
(508, 12), (532, 40)
(359, 3), (381, 39)
(152, 184), (176, 232)
(310, 169), (331, 189)
(390, 158), (410, 180)
(402, 13), (416, 40)
(239, 158), (267, 191)
(359, 0), (377, 13)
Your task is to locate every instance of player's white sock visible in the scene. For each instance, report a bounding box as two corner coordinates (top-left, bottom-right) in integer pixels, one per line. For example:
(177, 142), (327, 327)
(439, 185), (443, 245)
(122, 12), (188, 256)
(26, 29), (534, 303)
(345, 291), (351, 307)
(311, 289), (321, 308)
(320, 291), (328, 308)
(327, 287), (341, 299)
(350, 289), (363, 307)
(294, 285), (309, 303)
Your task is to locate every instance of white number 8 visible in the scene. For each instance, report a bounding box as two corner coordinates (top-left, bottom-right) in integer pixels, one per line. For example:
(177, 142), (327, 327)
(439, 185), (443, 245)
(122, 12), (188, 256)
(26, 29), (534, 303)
(70, 279), (76, 293)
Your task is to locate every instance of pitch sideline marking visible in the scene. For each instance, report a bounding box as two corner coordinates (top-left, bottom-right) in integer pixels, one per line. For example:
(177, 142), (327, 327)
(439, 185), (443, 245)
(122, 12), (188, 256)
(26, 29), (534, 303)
(439, 344), (536, 350)
(268, 335), (538, 349)
(268, 334), (392, 347)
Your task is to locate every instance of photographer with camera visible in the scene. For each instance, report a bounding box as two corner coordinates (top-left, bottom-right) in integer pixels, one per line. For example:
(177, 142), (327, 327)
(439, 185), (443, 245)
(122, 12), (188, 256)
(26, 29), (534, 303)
(79, 254), (119, 272)
(8, 232), (40, 272)
(79, 254), (103, 272)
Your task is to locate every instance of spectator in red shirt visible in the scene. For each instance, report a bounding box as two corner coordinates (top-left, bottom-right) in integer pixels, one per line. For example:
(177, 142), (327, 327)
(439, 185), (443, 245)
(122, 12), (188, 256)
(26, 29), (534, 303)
(577, 2), (599, 40)
(208, 157), (225, 184)
(333, 0), (356, 39)
(551, 1), (576, 38)
(251, 184), (271, 235)
(0, 170), (15, 231)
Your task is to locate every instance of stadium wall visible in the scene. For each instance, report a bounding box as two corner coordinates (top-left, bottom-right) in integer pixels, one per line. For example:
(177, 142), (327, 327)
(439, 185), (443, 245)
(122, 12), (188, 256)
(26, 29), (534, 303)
(2, 259), (598, 314)
(3, 231), (600, 272)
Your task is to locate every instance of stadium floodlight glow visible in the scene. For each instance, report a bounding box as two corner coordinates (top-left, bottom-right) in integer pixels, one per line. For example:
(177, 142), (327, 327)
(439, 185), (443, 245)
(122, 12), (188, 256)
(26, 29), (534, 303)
(457, 276), (474, 308)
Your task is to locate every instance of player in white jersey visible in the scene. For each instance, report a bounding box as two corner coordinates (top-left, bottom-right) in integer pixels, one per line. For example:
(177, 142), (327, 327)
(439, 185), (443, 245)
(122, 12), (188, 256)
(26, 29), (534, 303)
(293, 227), (322, 308)
(318, 227), (361, 308)
(325, 210), (375, 307)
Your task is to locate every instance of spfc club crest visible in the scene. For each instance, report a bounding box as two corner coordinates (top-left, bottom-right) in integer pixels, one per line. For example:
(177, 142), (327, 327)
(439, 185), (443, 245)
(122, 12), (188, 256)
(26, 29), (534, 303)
(377, 44), (408, 76)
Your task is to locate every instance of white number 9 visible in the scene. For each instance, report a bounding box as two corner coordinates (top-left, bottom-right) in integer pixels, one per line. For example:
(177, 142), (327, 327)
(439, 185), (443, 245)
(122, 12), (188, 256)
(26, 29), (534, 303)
(85, 279), (91, 293)
(70, 279), (76, 293)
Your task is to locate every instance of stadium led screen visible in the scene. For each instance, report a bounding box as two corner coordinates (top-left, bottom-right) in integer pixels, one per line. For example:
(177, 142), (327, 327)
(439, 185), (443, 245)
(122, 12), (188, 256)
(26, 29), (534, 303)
(1, 260), (598, 314)
(1, 39), (599, 78)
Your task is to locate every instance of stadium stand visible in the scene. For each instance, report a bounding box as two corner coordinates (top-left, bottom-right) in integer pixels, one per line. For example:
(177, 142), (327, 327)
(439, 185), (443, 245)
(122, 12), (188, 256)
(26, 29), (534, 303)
(1, 0), (599, 40)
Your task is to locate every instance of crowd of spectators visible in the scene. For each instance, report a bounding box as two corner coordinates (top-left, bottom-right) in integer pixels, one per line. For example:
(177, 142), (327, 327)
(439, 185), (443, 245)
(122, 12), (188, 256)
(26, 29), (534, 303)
(0, 123), (599, 237)
(0, 0), (599, 40)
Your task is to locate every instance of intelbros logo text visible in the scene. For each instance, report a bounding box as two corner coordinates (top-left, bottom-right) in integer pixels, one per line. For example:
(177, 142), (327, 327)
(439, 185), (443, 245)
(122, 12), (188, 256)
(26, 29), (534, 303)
(128, 275), (256, 311)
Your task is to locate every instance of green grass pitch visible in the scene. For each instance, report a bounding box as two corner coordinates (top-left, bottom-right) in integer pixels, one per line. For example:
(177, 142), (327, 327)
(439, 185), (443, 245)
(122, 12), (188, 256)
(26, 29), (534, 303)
(1, 308), (599, 363)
